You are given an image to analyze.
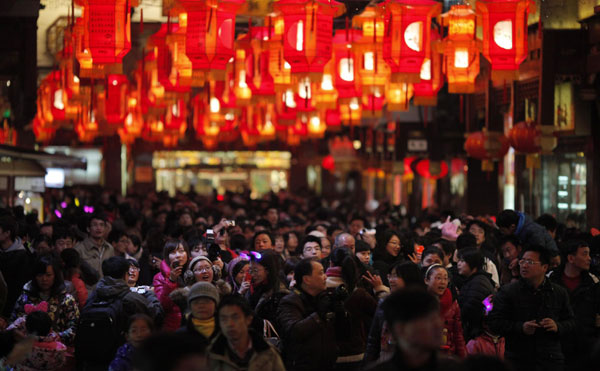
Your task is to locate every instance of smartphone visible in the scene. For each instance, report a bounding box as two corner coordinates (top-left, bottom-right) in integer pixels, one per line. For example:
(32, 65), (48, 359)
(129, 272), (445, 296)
(244, 270), (252, 283)
(415, 245), (425, 254)
(225, 220), (236, 227)
(171, 260), (181, 270)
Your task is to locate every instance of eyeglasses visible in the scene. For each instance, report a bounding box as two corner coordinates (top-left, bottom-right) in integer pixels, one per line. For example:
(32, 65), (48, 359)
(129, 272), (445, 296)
(519, 259), (542, 266)
(249, 267), (264, 274)
(193, 267), (211, 273)
(387, 274), (399, 281)
(128, 267), (140, 275)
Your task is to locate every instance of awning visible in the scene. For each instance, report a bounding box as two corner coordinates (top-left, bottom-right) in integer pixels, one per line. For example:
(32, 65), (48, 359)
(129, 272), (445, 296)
(0, 144), (87, 170)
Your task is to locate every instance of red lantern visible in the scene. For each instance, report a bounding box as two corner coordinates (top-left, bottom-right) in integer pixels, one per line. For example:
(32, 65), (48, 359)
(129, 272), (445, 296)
(238, 26), (276, 103)
(179, 0), (245, 82)
(332, 29), (362, 102)
(415, 159), (449, 179)
(508, 121), (541, 153)
(476, 0), (535, 82)
(413, 30), (443, 106)
(378, 0), (442, 83)
(148, 24), (190, 94)
(322, 155), (335, 171)
(273, 0), (345, 77)
(353, 6), (390, 95)
(39, 71), (67, 124)
(103, 74), (129, 124)
(362, 94), (385, 118)
(82, 0), (132, 65)
(464, 129), (510, 171)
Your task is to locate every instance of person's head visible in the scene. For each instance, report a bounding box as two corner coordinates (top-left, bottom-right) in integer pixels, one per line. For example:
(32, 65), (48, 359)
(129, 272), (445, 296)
(467, 220), (488, 246)
(127, 259), (141, 287)
(424, 264), (449, 297)
(0, 215), (17, 245)
(295, 258), (326, 296)
(32, 255), (63, 295)
(60, 248), (81, 276)
(421, 247), (444, 268)
(189, 256), (215, 283)
(32, 235), (52, 255)
(456, 232), (478, 250)
(87, 213), (108, 240)
(500, 235), (522, 262)
(127, 314), (154, 348)
(381, 288), (443, 354)
(283, 231), (299, 252)
(102, 256), (131, 280)
(178, 211), (193, 228)
(228, 256), (250, 286)
(163, 239), (190, 269)
(355, 240), (371, 265)
(549, 250), (561, 270)
(217, 295), (254, 343)
(298, 235), (322, 260)
(52, 228), (74, 253)
(265, 207), (279, 226)
(438, 239), (456, 266)
(127, 234), (142, 256)
(329, 247), (359, 291)
(457, 248), (484, 277)
(252, 231), (273, 252)
(110, 230), (132, 256)
(519, 245), (550, 281)
(25, 310), (52, 337)
(320, 236), (332, 258)
(562, 239), (591, 273)
(496, 210), (520, 235)
(39, 223), (53, 238)
(249, 250), (280, 290)
(387, 262), (425, 292)
(273, 234), (285, 254)
(283, 256), (301, 287)
(348, 215), (365, 237)
(334, 232), (356, 254)
(187, 282), (219, 320)
(377, 229), (402, 258)
(536, 214), (558, 239)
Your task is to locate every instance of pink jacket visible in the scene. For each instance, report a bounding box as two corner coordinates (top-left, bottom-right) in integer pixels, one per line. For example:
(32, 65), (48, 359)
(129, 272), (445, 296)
(152, 260), (182, 332)
(466, 332), (505, 359)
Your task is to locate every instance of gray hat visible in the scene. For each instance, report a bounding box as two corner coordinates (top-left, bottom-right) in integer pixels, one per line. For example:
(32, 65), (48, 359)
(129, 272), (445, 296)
(187, 281), (219, 306)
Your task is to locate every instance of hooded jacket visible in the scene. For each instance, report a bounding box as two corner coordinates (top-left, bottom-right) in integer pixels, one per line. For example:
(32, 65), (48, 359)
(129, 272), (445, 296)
(515, 212), (558, 254)
(208, 330), (285, 371)
(153, 260), (183, 331)
(457, 270), (495, 340)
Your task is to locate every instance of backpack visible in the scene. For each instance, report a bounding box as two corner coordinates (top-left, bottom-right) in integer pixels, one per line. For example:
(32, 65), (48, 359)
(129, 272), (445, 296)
(74, 291), (127, 364)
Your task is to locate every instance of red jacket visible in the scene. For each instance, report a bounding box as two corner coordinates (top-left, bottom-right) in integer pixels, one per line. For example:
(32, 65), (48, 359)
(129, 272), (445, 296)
(466, 332), (505, 359)
(153, 260), (182, 332)
(439, 288), (467, 358)
(69, 272), (88, 309)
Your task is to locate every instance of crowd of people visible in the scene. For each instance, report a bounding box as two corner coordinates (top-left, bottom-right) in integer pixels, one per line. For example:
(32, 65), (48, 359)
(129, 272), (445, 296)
(0, 188), (599, 371)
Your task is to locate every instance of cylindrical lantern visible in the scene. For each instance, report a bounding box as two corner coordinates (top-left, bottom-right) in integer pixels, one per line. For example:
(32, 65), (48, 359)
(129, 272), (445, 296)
(237, 26), (276, 103)
(82, 0), (132, 65)
(386, 82), (413, 111)
(353, 6), (390, 95)
(413, 30), (443, 106)
(332, 29), (362, 103)
(103, 74), (129, 124)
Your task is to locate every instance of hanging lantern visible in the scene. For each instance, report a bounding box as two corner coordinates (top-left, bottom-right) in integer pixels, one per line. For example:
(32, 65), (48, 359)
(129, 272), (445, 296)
(273, 0), (345, 78)
(166, 13), (194, 89)
(164, 98), (187, 139)
(313, 61), (338, 109)
(276, 88), (298, 126)
(332, 29), (362, 103)
(508, 120), (541, 153)
(102, 74), (129, 124)
(415, 159), (449, 179)
(476, 0), (535, 83)
(324, 108), (342, 131)
(464, 129), (510, 171)
(305, 113), (325, 138)
(231, 46), (253, 106)
(413, 29), (443, 106)
(339, 97), (362, 124)
(322, 154), (335, 171)
(386, 82), (413, 111)
(38, 71), (67, 124)
(441, 5), (480, 93)
(362, 93), (385, 118)
(268, 16), (293, 93)
(378, 0), (442, 83)
(149, 24), (191, 95)
(179, 0), (245, 83)
(192, 94), (221, 143)
(353, 6), (390, 95)
(118, 90), (144, 144)
(235, 26), (276, 103)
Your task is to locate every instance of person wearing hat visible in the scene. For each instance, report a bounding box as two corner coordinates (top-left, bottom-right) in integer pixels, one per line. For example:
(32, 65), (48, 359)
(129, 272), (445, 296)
(177, 282), (220, 343)
(186, 255), (232, 297)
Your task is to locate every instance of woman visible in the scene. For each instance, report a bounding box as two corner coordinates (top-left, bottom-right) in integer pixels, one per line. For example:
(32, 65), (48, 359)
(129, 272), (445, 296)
(10, 255), (79, 345)
(372, 230), (405, 286)
(226, 255), (250, 295)
(177, 282), (220, 342)
(364, 262), (424, 364)
(252, 231), (274, 252)
(466, 221), (501, 288)
(185, 255), (231, 297)
(326, 248), (377, 371)
(283, 231), (300, 257)
(425, 264), (466, 358)
(152, 240), (190, 331)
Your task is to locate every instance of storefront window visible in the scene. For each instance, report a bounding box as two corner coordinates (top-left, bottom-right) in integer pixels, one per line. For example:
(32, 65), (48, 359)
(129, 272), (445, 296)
(542, 153), (586, 224)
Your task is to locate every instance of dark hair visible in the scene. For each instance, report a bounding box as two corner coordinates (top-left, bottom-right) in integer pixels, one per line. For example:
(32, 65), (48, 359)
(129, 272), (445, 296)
(467, 220), (489, 236)
(254, 219), (272, 230)
(217, 294), (254, 319)
(250, 250), (281, 292)
(521, 244), (551, 266)
(128, 313), (154, 333)
(496, 210), (520, 229)
(326, 224), (342, 237)
(382, 288), (439, 325)
(251, 231), (274, 250)
(390, 262), (425, 288)
(438, 239), (456, 259)
(376, 229), (401, 254)
(0, 215), (17, 241)
(349, 214), (366, 225)
(26, 311), (52, 337)
(60, 248), (81, 269)
(560, 239), (589, 261)
(230, 259), (249, 282)
(421, 246), (444, 263)
(536, 214), (557, 233)
(283, 231), (300, 245)
(52, 226), (73, 246)
(102, 256), (131, 279)
(499, 235), (521, 249)
(128, 258), (140, 269)
(457, 248), (485, 272)
(425, 264), (447, 280)
(129, 234), (142, 249)
(162, 239), (190, 267)
(283, 256), (301, 276)
(294, 258), (317, 287)
(229, 233), (247, 252)
(87, 212), (108, 228)
(32, 255), (64, 295)
(132, 332), (208, 371)
(456, 233), (478, 250)
(297, 235), (322, 256)
(329, 247), (358, 291)
(107, 229), (128, 245)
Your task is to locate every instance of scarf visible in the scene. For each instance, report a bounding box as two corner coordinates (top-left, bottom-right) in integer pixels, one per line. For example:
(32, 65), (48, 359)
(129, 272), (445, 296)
(325, 266), (342, 278)
(191, 317), (215, 339)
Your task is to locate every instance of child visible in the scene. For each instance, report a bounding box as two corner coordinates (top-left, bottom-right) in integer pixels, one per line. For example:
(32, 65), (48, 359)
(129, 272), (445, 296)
(109, 314), (154, 371)
(13, 310), (66, 370)
(60, 249), (88, 309)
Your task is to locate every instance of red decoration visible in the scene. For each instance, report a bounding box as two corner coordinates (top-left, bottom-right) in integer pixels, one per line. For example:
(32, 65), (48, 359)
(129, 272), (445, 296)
(83, 0), (132, 64)
(238, 27), (276, 102)
(464, 129), (510, 171)
(104, 74), (129, 124)
(508, 121), (541, 153)
(415, 159), (449, 179)
(332, 29), (362, 101)
(413, 29), (443, 106)
(322, 154), (335, 171)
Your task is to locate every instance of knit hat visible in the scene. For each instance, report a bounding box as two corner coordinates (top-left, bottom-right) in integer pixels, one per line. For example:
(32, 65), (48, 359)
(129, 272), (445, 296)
(187, 282), (219, 306)
(189, 255), (212, 271)
(355, 240), (371, 253)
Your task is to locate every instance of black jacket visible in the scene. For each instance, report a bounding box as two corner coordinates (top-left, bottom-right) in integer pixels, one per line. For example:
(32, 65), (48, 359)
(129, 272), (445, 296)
(548, 267), (600, 365)
(276, 289), (337, 371)
(366, 351), (462, 371)
(0, 239), (31, 318)
(515, 213), (558, 254)
(488, 278), (576, 365)
(372, 249), (403, 286)
(364, 302), (385, 364)
(458, 271), (495, 340)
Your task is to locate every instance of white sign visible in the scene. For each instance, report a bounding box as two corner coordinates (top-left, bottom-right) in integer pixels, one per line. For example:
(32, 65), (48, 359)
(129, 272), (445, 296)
(407, 139), (428, 152)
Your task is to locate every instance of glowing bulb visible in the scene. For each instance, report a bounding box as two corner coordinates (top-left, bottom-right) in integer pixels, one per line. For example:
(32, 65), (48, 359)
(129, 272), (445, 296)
(298, 78), (311, 99)
(126, 113), (133, 126)
(339, 58), (354, 82)
(349, 98), (360, 111)
(210, 97), (220, 113)
(309, 116), (320, 129)
(284, 62), (291, 70)
(73, 76), (79, 83)
(364, 52), (374, 71)
(454, 48), (469, 68)
(353, 140), (361, 150)
(238, 70), (248, 88)
(321, 74), (334, 90)
(171, 103), (180, 116)
(225, 112), (235, 121)
(111, 79), (118, 86)
(53, 89), (65, 110)
(420, 59), (431, 81)
(284, 90), (296, 108)
(295, 20), (304, 51)
(25, 198), (31, 205)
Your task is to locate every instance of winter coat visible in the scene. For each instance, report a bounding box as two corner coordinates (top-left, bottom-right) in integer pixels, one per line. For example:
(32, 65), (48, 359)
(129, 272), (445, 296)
(208, 330), (285, 371)
(13, 331), (67, 371)
(67, 272), (88, 309)
(458, 271), (495, 340)
(325, 270), (377, 361)
(488, 278), (576, 368)
(108, 342), (135, 371)
(364, 302), (385, 365)
(74, 237), (114, 284)
(515, 212), (558, 254)
(246, 282), (289, 334)
(0, 238), (31, 318)
(439, 288), (467, 358)
(548, 267), (600, 366)
(365, 351), (462, 371)
(176, 313), (218, 344)
(152, 260), (183, 331)
(0, 271), (6, 316)
(371, 249), (403, 286)
(466, 332), (505, 358)
(276, 288), (337, 371)
(10, 282), (79, 345)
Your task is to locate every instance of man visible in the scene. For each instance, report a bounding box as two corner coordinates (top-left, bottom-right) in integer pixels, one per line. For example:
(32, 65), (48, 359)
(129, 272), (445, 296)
(488, 245), (576, 371)
(265, 207), (279, 230)
(277, 258), (337, 371)
(548, 239), (600, 370)
(366, 288), (461, 371)
(536, 214), (558, 240)
(334, 232), (356, 254)
(497, 210), (558, 254)
(348, 215), (365, 238)
(74, 213), (114, 282)
(0, 215), (31, 319)
(499, 235), (522, 286)
(297, 235), (322, 260)
(209, 295), (285, 370)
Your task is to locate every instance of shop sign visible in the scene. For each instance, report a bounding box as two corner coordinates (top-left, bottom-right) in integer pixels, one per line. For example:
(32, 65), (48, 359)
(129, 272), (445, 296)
(14, 177), (45, 192)
(407, 138), (428, 152)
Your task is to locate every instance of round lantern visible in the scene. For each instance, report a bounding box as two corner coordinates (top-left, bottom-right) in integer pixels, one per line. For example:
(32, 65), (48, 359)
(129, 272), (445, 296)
(273, 0), (345, 78)
(322, 154), (335, 171)
(414, 159), (449, 179)
(378, 0), (442, 83)
(508, 121), (541, 153)
(476, 0), (535, 83)
(464, 129), (510, 171)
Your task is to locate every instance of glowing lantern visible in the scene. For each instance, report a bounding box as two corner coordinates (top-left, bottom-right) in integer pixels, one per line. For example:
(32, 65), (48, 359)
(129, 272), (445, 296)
(508, 121), (541, 153)
(362, 93), (385, 118)
(413, 30), (443, 106)
(192, 94), (220, 143)
(476, 0), (535, 82)
(179, 0), (245, 82)
(386, 82), (413, 111)
(164, 98), (187, 138)
(39, 71), (67, 124)
(378, 0), (442, 82)
(322, 154), (335, 171)
(441, 5), (480, 93)
(166, 14), (194, 89)
(464, 129), (510, 171)
(33, 117), (56, 143)
(324, 108), (342, 130)
(118, 91), (143, 144)
(353, 6), (390, 95)
(306, 113), (326, 138)
(232, 47), (253, 106)
(276, 88), (298, 126)
(268, 17), (293, 93)
(102, 74), (129, 124)
(313, 62), (338, 109)
(149, 24), (191, 95)
(273, 0), (345, 77)
(415, 159), (449, 179)
(339, 97), (362, 124)
(237, 26), (276, 103)
(75, 101), (101, 143)
(332, 29), (362, 102)
(294, 76), (315, 113)
(81, 0), (132, 65)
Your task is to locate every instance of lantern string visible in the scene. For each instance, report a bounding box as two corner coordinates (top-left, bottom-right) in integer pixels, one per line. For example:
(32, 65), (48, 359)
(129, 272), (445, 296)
(140, 8), (143, 34)
(207, 7), (213, 33)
